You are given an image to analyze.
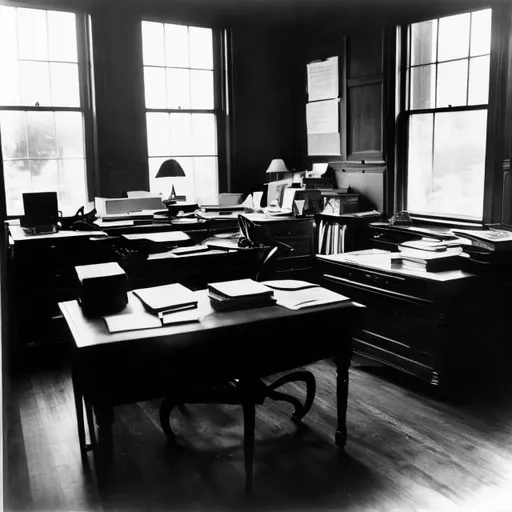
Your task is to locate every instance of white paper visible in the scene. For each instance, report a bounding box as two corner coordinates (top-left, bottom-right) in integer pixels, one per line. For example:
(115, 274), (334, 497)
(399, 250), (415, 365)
(104, 312), (161, 333)
(307, 56), (339, 102)
(123, 231), (190, 243)
(307, 133), (341, 156)
(253, 191), (263, 209)
(306, 99), (339, 134)
(308, 163), (329, 178)
(281, 188), (300, 211)
(266, 178), (292, 207)
(273, 287), (350, 310)
(127, 190), (156, 198)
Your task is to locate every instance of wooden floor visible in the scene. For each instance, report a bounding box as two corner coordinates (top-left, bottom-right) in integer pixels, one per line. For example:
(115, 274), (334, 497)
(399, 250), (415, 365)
(4, 351), (512, 512)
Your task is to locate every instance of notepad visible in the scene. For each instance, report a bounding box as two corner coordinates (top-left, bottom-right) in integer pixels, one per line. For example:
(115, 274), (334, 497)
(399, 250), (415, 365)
(133, 283), (198, 314)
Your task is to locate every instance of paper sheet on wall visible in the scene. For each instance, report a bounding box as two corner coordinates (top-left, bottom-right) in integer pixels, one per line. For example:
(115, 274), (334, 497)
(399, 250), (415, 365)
(307, 133), (341, 156)
(307, 56), (339, 102)
(306, 99), (339, 134)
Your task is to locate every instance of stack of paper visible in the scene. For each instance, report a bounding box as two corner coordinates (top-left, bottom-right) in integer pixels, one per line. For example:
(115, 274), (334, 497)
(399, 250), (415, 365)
(208, 278), (276, 311)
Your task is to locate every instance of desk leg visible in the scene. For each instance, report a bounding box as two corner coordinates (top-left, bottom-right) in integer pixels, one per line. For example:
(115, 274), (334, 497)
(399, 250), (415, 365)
(335, 339), (353, 450)
(71, 366), (88, 463)
(242, 401), (255, 494)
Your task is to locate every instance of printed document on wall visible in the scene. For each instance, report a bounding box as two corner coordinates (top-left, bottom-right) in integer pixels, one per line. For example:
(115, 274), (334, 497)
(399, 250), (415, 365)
(307, 56), (339, 102)
(306, 99), (339, 134)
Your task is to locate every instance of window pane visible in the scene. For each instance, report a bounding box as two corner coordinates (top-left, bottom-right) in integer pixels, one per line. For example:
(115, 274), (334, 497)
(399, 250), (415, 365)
(146, 113), (170, 156)
(438, 13), (470, 62)
(142, 21), (165, 66)
(410, 65), (436, 110)
(169, 113), (192, 155)
(193, 156), (218, 205)
(4, 160), (32, 216)
(48, 11), (78, 62)
(410, 19), (437, 66)
(57, 159), (87, 214)
(470, 9), (492, 56)
(50, 63), (80, 107)
(0, 6), (18, 60)
(26, 111), (56, 158)
(192, 114), (216, 155)
(20, 61), (51, 106)
(166, 68), (190, 109)
(189, 27), (213, 70)
(407, 114), (433, 213)
(0, 111), (28, 158)
(468, 56), (490, 105)
(144, 67), (167, 108)
(30, 158), (58, 193)
(17, 8), (48, 61)
(436, 60), (468, 108)
(190, 70), (214, 109)
(0, 60), (20, 106)
(165, 24), (189, 68)
(430, 111), (486, 218)
(55, 112), (84, 157)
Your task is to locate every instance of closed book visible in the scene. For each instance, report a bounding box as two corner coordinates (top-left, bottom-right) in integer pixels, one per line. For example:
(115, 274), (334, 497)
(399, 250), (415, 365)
(398, 254), (462, 272)
(207, 278), (274, 300)
(133, 283), (197, 314)
(452, 228), (512, 252)
(209, 291), (276, 311)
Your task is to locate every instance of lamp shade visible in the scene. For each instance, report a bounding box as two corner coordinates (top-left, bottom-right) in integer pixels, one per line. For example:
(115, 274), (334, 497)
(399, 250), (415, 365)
(155, 159), (186, 178)
(265, 159), (289, 174)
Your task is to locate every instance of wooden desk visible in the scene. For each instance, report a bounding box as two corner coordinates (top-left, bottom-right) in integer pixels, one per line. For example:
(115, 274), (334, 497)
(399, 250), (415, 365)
(59, 291), (360, 488)
(6, 216), (315, 358)
(316, 252), (511, 392)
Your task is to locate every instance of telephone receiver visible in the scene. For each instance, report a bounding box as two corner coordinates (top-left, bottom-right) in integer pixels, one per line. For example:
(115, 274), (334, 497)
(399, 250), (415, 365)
(58, 206), (98, 231)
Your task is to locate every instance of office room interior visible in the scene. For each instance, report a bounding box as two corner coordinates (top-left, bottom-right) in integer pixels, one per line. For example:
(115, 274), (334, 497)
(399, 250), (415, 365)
(1, 0), (512, 510)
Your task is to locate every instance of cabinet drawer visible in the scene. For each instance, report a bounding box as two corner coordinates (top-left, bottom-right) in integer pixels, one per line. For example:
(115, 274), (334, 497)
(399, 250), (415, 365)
(277, 236), (313, 257)
(322, 274), (438, 359)
(266, 219), (314, 238)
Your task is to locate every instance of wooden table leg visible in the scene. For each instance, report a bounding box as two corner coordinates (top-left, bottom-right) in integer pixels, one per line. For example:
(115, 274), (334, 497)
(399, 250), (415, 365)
(93, 402), (114, 484)
(242, 402), (255, 494)
(335, 340), (353, 450)
(71, 366), (89, 464)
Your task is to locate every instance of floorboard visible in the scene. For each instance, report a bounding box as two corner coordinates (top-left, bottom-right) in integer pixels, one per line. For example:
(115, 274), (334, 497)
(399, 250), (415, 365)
(4, 352), (512, 512)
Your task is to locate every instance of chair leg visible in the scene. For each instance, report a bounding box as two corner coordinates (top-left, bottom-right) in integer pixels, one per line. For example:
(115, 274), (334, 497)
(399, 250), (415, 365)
(85, 401), (97, 449)
(159, 398), (177, 443)
(242, 402), (256, 494)
(266, 370), (316, 423)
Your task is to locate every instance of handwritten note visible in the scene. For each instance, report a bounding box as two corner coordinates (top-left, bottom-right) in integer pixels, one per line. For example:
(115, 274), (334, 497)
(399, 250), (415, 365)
(307, 56), (339, 102)
(306, 99), (339, 134)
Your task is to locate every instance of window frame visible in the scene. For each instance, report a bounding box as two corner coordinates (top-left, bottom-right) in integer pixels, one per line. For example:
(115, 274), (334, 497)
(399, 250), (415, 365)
(0, 2), (96, 218)
(395, 5), (503, 226)
(139, 17), (230, 200)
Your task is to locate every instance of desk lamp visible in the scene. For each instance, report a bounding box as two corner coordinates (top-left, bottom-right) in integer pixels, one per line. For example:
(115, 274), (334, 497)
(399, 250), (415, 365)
(265, 159), (289, 183)
(155, 159), (186, 205)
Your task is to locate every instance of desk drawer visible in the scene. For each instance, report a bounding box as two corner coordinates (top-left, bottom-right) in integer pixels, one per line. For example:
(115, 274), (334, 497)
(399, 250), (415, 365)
(265, 219), (314, 238)
(277, 235), (313, 257)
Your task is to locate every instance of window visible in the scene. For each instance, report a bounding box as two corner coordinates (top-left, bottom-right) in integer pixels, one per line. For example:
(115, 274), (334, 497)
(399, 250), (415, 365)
(0, 5), (89, 216)
(404, 9), (492, 220)
(141, 21), (220, 205)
